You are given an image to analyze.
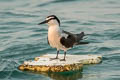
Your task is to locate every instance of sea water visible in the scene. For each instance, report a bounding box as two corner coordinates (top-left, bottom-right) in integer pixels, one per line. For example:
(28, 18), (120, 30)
(0, 0), (120, 80)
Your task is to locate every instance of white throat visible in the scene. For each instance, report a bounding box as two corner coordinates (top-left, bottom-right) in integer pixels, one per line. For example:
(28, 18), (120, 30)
(48, 25), (61, 36)
(47, 19), (59, 27)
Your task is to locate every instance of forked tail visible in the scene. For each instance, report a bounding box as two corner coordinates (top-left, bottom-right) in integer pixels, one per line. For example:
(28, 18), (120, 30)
(75, 32), (89, 45)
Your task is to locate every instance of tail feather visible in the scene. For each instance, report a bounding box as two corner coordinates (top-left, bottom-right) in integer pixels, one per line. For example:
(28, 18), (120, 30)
(76, 32), (85, 42)
(75, 32), (89, 45)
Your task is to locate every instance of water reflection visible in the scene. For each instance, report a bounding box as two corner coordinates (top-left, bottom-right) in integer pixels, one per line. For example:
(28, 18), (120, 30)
(34, 70), (83, 80)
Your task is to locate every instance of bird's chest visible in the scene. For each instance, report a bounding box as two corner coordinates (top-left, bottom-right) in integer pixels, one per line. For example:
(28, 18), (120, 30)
(48, 27), (61, 48)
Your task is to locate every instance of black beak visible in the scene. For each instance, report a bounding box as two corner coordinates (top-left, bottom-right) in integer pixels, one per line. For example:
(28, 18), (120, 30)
(38, 20), (48, 25)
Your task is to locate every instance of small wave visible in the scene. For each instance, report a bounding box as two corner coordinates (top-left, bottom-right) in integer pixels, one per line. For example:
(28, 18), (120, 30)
(104, 13), (120, 16)
(89, 20), (117, 25)
(1, 21), (28, 25)
(112, 33), (120, 40)
(81, 22), (95, 25)
(52, 0), (78, 3)
(0, 11), (38, 18)
(37, 2), (51, 7)
(64, 20), (79, 24)
(97, 47), (113, 52)
(36, 0), (83, 7)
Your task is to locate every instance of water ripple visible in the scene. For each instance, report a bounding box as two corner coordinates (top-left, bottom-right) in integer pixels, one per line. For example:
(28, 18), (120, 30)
(0, 11), (39, 18)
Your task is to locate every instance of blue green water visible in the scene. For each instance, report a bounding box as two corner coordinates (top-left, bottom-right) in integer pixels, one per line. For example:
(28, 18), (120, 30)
(0, 0), (120, 80)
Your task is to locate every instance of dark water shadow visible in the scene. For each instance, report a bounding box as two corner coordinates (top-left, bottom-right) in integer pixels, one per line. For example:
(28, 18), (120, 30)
(27, 70), (83, 80)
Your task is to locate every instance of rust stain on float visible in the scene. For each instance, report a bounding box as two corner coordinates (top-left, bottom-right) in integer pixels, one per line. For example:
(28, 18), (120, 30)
(18, 64), (83, 72)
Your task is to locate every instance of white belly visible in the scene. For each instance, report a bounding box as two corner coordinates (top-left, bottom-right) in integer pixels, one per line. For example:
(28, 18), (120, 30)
(48, 31), (61, 48)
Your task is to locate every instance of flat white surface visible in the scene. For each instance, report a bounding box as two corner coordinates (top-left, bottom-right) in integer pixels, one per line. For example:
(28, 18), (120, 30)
(24, 54), (102, 66)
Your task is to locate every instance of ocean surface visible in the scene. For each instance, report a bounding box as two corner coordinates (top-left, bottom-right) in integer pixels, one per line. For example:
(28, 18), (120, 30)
(0, 0), (120, 80)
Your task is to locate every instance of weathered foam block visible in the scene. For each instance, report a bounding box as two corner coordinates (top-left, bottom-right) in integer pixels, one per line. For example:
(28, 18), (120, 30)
(18, 54), (102, 72)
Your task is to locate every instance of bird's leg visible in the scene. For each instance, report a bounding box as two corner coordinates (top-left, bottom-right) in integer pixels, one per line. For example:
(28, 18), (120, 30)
(56, 50), (59, 59)
(60, 51), (66, 61)
(50, 50), (59, 60)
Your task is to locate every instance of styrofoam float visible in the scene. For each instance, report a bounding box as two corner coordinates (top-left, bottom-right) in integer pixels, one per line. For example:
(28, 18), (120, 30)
(18, 54), (102, 72)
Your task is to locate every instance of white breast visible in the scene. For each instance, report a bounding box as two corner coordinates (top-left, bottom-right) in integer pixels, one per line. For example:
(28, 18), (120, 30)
(48, 26), (67, 51)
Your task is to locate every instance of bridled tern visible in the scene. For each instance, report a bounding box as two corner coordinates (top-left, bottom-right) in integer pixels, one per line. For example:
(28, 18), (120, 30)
(38, 15), (89, 61)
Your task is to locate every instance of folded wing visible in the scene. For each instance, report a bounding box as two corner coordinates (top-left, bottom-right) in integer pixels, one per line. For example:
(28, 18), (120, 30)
(60, 30), (89, 48)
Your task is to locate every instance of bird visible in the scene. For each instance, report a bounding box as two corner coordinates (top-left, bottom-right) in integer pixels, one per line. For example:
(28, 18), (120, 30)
(38, 15), (89, 61)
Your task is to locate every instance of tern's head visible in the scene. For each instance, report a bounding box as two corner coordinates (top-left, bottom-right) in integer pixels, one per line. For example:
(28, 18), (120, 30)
(38, 15), (60, 27)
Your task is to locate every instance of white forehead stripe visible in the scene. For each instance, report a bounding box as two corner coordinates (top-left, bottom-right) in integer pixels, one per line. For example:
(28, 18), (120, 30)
(46, 17), (54, 20)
